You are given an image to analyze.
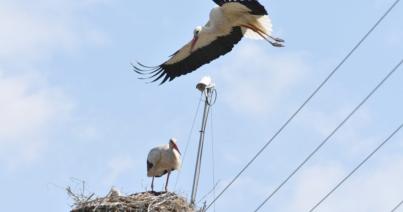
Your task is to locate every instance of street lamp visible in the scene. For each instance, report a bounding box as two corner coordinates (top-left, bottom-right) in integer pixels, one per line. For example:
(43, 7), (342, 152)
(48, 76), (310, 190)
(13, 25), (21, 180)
(191, 76), (216, 206)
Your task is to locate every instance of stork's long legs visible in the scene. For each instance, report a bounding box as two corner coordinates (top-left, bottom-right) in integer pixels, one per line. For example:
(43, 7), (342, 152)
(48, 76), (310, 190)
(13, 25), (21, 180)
(165, 171), (171, 192)
(269, 36), (285, 43)
(151, 176), (155, 191)
(241, 24), (284, 47)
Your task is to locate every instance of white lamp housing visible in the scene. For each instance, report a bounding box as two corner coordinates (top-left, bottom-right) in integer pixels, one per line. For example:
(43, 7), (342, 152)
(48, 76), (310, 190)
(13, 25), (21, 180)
(196, 76), (214, 92)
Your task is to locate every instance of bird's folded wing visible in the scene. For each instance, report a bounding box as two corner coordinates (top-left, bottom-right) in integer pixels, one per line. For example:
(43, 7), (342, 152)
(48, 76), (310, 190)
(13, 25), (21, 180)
(147, 148), (162, 164)
(134, 26), (244, 84)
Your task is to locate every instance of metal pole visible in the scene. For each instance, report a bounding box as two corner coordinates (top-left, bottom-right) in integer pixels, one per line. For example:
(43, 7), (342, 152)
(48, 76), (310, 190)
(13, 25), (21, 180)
(191, 87), (213, 205)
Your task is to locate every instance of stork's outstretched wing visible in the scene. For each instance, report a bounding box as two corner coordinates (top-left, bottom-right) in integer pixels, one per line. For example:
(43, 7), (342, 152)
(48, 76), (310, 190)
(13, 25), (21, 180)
(133, 26), (243, 84)
(213, 0), (268, 15)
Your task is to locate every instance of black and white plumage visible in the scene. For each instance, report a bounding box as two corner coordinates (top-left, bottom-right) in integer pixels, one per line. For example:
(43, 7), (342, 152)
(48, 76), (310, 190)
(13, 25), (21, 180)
(134, 0), (284, 84)
(147, 138), (181, 192)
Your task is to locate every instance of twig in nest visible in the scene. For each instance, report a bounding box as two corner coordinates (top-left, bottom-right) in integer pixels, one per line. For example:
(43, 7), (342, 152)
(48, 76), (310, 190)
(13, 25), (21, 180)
(66, 184), (95, 208)
(149, 193), (174, 210)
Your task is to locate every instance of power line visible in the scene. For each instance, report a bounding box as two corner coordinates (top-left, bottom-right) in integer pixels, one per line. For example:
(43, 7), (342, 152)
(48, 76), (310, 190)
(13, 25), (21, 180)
(254, 58), (403, 212)
(197, 181), (221, 204)
(205, 0), (401, 210)
(391, 199), (403, 212)
(309, 122), (403, 212)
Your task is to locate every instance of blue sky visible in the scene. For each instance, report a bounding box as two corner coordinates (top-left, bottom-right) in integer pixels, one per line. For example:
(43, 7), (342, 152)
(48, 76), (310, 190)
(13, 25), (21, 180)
(0, 0), (403, 211)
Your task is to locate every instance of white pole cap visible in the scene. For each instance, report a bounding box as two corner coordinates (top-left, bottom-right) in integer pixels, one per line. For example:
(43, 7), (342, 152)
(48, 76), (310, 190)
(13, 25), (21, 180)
(196, 76), (214, 92)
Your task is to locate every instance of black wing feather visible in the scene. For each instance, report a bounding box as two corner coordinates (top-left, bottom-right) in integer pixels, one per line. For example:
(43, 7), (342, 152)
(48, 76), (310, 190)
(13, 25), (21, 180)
(213, 0), (268, 15)
(134, 27), (244, 84)
(154, 170), (168, 178)
(147, 160), (153, 171)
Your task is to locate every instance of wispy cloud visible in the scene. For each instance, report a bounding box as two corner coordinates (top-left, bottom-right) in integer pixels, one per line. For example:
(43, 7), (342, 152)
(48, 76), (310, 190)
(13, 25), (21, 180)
(289, 155), (403, 212)
(0, 0), (107, 63)
(384, 28), (403, 47)
(216, 43), (311, 118)
(103, 155), (137, 186)
(0, 71), (72, 168)
(213, 176), (275, 212)
(297, 106), (378, 156)
(288, 164), (346, 211)
(0, 0), (107, 169)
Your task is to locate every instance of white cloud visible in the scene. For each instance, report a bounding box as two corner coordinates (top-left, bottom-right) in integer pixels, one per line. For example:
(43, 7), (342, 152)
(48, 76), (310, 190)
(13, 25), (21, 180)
(0, 0), (107, 63)
(288, 164), (345, 211)
(384, 28), (403, 47)
(289, 155), (403, 212)
(212, 176), (274, 212)
(0, 0), (106, 168)
(0, 71), (72, 168)
(73, 125), (101, 141)
(216, 43), (311, 118)
(298, 107), (376, 155)
(103, 156), (136, 185)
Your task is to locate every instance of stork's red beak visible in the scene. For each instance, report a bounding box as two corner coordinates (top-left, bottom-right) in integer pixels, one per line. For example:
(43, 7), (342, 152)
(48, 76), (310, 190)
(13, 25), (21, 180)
(173, 144), (181, 155)
(190, 36), (199, 52)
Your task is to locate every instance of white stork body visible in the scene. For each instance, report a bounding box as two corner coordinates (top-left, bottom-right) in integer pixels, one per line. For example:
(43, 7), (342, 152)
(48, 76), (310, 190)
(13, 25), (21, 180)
(218, 3), (272, 38)
(134, 0), (284, 84)
(147, 138), (181, 191)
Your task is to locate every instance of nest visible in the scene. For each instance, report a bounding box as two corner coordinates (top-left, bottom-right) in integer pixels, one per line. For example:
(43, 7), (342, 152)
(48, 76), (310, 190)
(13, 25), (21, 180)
(70, 189), (195, 212)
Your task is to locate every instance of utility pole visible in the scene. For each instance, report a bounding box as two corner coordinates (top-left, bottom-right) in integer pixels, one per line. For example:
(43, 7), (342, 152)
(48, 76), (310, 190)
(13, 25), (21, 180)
(191, 76), (216, 206)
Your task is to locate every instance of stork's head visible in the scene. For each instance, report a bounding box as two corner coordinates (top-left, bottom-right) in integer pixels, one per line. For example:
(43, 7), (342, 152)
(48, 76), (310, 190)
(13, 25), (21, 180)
(191, 26), (202, 52)
(169, 138), (181, 155)
(193, 26), (202, 36)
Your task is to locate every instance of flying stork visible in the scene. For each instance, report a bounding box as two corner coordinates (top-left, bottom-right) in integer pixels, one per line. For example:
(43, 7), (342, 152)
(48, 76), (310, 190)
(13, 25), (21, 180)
(134, 0), (284, 84)
(147, 138), (182, 192)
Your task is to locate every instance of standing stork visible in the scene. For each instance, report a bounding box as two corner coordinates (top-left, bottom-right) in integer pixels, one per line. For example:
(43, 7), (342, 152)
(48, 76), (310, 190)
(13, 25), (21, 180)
(147, 138), (182, 192)
(134, 0), (284, 84)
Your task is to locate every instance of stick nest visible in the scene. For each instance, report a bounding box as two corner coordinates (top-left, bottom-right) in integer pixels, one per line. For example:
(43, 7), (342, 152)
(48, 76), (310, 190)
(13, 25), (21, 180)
(71, 191), (195, 212)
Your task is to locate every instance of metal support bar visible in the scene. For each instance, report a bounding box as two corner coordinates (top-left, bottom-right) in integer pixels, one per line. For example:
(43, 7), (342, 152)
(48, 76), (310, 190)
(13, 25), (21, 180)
(191, 87), (214, 206)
